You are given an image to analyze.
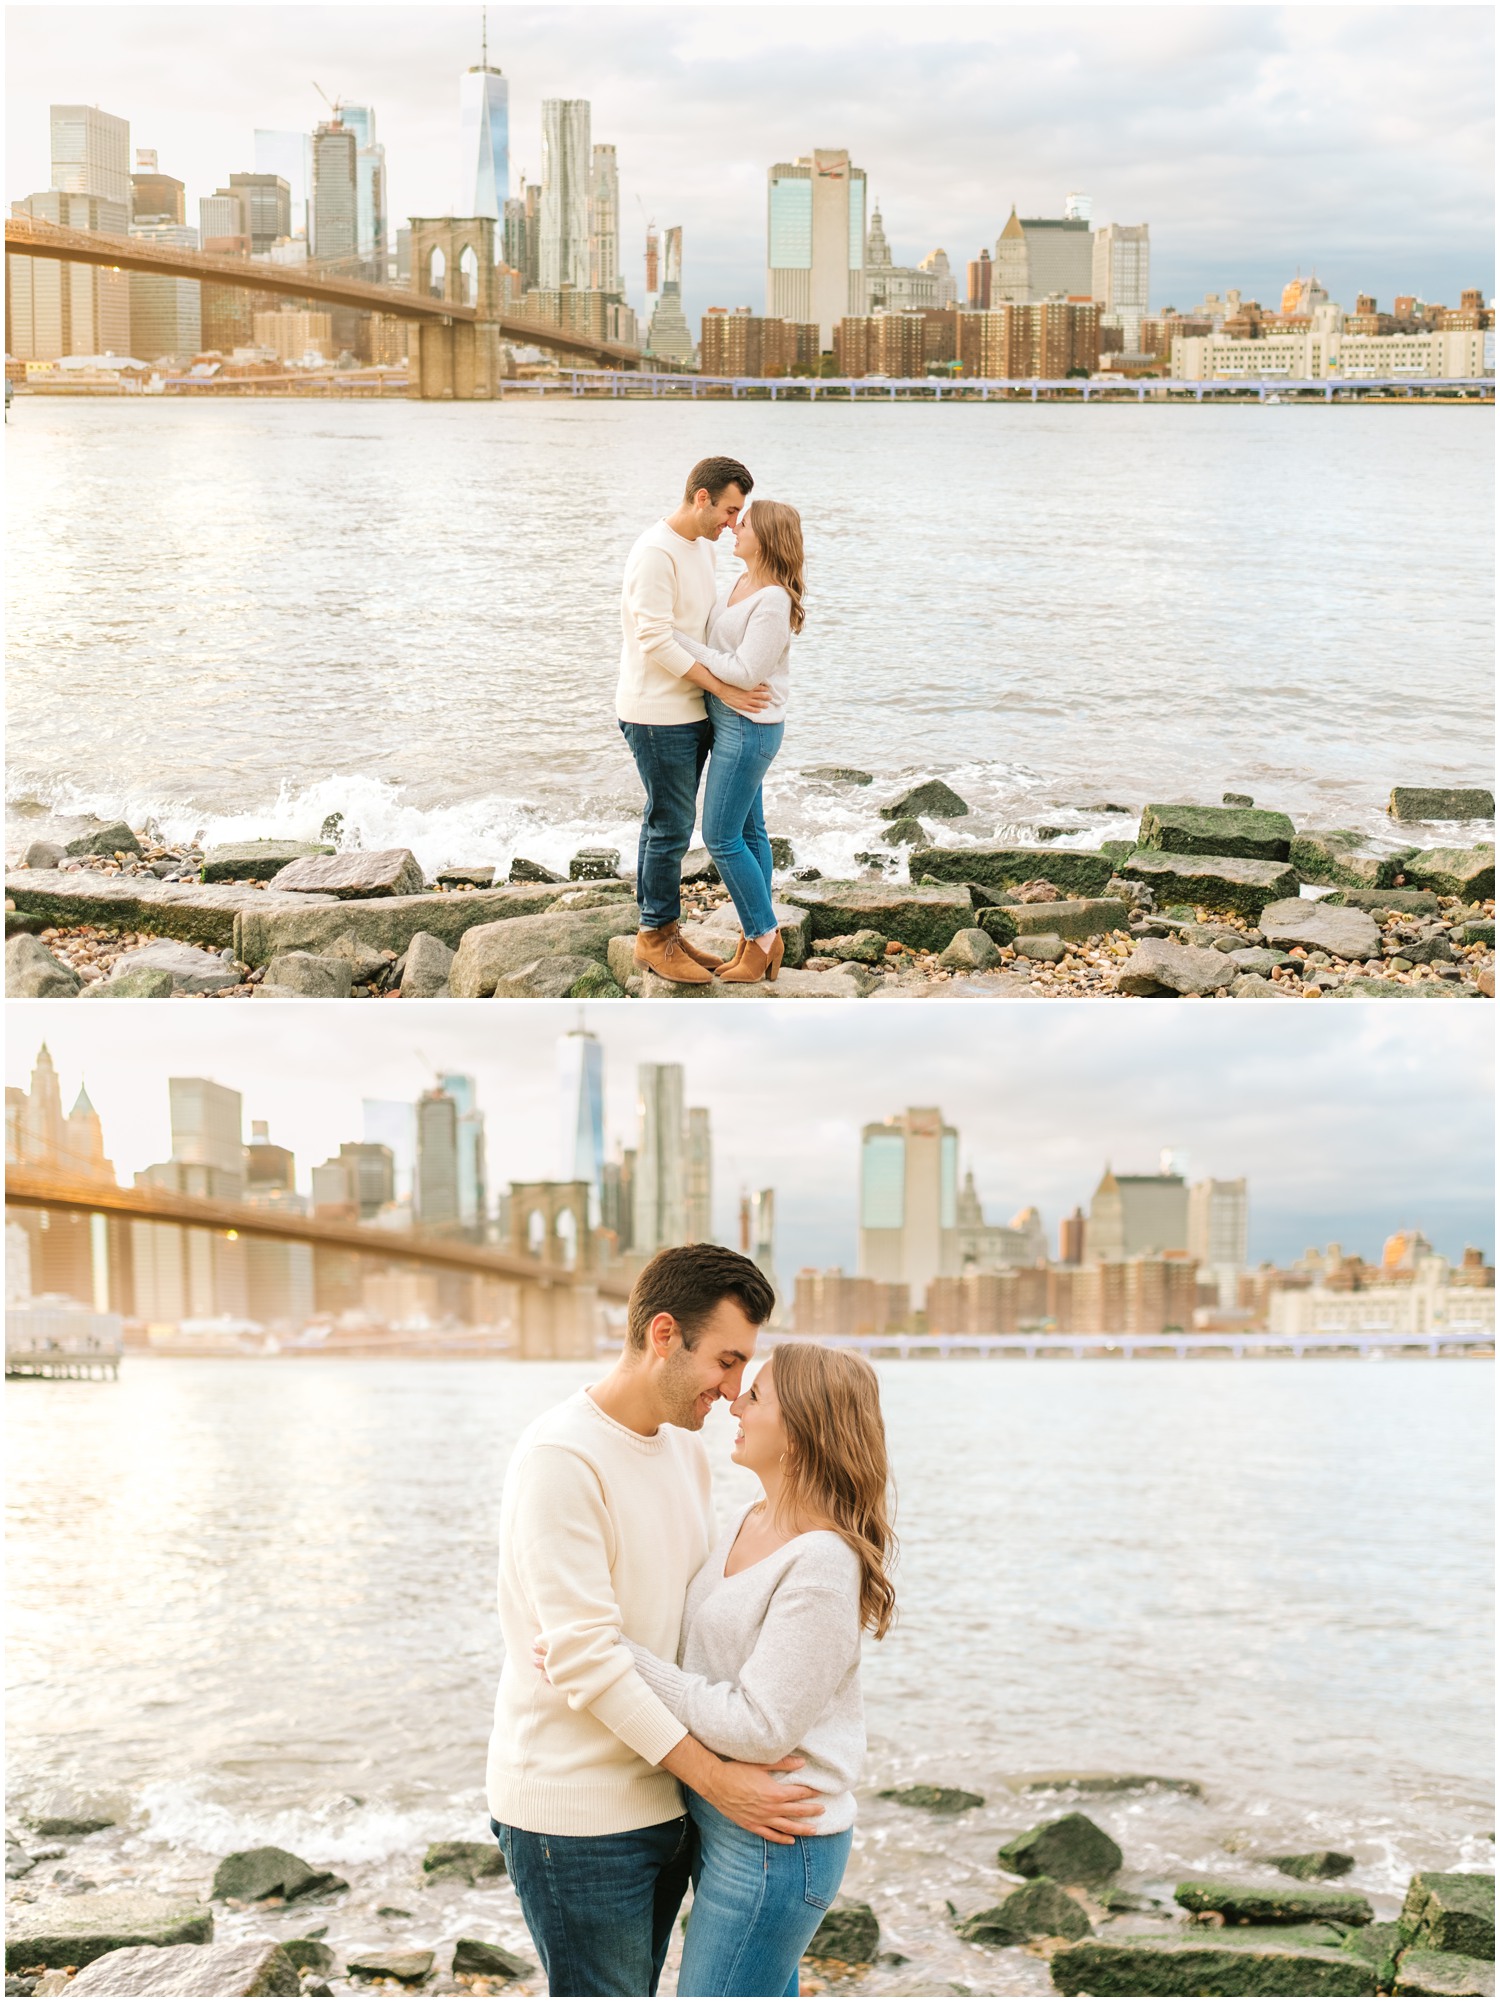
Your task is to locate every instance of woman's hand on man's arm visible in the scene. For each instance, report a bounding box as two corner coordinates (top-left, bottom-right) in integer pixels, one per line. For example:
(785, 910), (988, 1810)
(659, 1734), (823, 1845)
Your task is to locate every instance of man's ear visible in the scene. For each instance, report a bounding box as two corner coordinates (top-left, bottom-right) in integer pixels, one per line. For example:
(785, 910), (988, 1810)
(648, 1310), (680, 1357)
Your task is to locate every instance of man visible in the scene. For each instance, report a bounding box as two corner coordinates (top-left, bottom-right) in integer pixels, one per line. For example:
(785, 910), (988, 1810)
(487, 1244), (821, 1997)
(616, 456), (764, 986)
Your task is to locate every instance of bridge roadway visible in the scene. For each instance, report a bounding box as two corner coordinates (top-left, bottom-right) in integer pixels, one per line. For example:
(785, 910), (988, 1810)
(5, 1165), (629, 1300)
(512, 369), (1493, 404)
(4, 215), (644, 369)
(762, 1329), (1489, 1360)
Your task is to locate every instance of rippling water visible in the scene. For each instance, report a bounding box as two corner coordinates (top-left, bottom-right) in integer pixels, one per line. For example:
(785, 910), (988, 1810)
(5, 400), (1494, 877)
(6, 1358), (1492, 1994)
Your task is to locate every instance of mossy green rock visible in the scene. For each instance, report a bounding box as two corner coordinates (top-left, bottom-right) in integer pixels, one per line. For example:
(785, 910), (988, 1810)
(1342, 1922), (1404, 1987)
(1176, 1877), (1374, 1926)
(1270, 1852), (1356, 1881)
(879, 1784), (984, 1813)
(345, 1949), (433, 1981)
(1290, 832), (1407, 890)
(5, 1893), (214, 1972)
(880, 779), (969, 820)
(281, 1940), (335, 1975)
(1401, 848), (1495, 901)
(957, 1875), (1091, 1945)
(64, 820), (141, 858)
(1330, 888), (1444, 916)
(1400, 1875), (1495, 1957)
(1139, 803), (1294, 862)
(453, 1939), (535, 1978)
(201, 841), (333, 883)
(808, 1898), (880, 1962)
(1009, 897), (1129, 941)
(919, 846), (1113, 898)
(1050, 1931), (1379, 1995)
(782, 881), (975, 952)
(210, 1846), (348, 1904)
(975, 906), (1020, 946)
(883, 817), (929, 846)
(998, 1810), (1122, 1886)
(1123, 851), (1301, 918)
(422, 1839), (503, 1884)
(1393, 1947), (1497, 1995)
(1388, 787), (1494, 823)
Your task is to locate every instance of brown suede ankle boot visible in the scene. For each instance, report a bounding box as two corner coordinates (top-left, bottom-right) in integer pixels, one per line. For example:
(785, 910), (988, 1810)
(669, 922), (724, 972)
(633, 925), (714, 985)
(715, 930), (785, 984)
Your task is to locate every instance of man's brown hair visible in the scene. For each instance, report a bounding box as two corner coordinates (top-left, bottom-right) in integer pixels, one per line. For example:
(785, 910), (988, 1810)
(627, 1244), (775, 1351)
(684, 456), (754, 505)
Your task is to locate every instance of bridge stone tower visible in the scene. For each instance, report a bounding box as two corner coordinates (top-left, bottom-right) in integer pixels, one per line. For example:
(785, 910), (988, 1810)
(508, 1179), (597, 1357)
(405, 215), (505, 399)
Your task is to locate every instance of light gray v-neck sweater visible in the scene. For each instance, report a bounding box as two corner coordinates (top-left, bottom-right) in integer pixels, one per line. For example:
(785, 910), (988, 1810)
(627, 1504), (866, 1833)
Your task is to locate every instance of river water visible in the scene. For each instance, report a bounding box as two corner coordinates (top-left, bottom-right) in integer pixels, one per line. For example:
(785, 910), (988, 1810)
(5, 400), (1494, 878)
(6, 1358), (1492, 1995)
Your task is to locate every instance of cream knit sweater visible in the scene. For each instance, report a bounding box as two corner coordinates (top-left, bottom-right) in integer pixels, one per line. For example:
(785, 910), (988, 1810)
(615, 521), (719, 724)
(485, 1387), (715, 1835)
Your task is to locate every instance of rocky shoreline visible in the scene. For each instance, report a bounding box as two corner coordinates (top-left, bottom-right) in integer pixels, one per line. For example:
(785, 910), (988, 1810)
(5, 794), (1494, 1002)
(6, 1783), (1493, 1999)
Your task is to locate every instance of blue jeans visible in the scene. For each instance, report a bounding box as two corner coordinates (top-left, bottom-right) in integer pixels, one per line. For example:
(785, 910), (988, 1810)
(491, 1813), (694, 1997)
(702, 695), (785, 940)
(677, 1794), (853, 1998)
(619, 717), (713, 932)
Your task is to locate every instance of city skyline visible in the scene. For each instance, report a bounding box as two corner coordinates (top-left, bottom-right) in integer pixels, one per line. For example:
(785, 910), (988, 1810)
(7, 6), (1493, 329)
(7, 1005), (1492, 1276)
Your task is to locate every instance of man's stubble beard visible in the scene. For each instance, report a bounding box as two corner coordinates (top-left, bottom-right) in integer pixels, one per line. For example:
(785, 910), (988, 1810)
(658, 1347), (709, 1430)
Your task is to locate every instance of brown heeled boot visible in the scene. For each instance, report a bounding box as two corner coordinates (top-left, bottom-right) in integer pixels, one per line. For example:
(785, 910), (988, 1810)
(669, 921), (724, 972)
(715, 929), (785, 984)
(633, 925), (714, 985)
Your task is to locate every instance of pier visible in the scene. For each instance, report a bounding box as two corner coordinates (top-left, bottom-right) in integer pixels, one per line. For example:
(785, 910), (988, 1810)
(762, 1330), (1492, 1360)
(503, 370), (1494, 404)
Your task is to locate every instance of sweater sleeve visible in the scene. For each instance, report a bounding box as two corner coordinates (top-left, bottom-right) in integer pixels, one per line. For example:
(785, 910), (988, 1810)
(625, 544), (699, 679)
(624, 1550), (862, 1763)
(508, 1444), (688, 1767)
(672, 592), (790, 689)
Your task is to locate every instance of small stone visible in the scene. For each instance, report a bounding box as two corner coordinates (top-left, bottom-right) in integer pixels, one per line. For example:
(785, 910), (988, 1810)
(265, 850), (425, 900)
(878, 1786), (985, 1813)
(939, 928), (1000, 970)
(451, 1940), (533, 1979)
(569, 847), (621, 881)
(399, 933), (455, 999)
(822, 929), (889, 965)
(679, 847), (719, 884)
(210, 1847), (348, 1905)
(507, 857), (565, 884)
(1223, 792), (1254, 807)
(956, 1876), (1092, 1946)
(110, 941), (240, 994)
(6, 934), (81, 998)
(422, 1842), (503, 1885)
(20, 841), (65, 870)
(64, 821), (141, 859)
(200, 841), (332, 883)
(281, 1942), (334, 1975)
(1270, 1852), (1357, 1881)
(260, 953), (354, 999)
(1258, 899), (1381, 961)
(344, 1950), (433, 1983)
(81, 967), (177, 999)
(322, 933), (392, 986)
(879, 779), (970, 821)
(1116, 937), (1234, 997)
(1014, 934), (1066, 962)
(1176, 1876), (1374, 1926)
(882, 817), (928, 847)
(1401, 847), (1495, 901)
(803, 766), (872, 784)
(808, 1899), (879, 1963)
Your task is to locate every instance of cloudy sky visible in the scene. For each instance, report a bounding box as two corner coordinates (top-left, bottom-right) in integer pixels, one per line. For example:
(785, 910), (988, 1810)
(8, 4), (1494, 324)
(9, 1000), (1493, 1273)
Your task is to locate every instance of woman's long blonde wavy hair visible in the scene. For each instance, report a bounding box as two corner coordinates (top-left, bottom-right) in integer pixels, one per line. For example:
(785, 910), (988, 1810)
(748, 500), (806, 635)
(767, 1342), (896, 1638)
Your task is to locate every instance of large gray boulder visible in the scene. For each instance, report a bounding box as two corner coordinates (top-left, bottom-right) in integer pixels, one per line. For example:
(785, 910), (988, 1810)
(880, 779), (969, 820)
(679, 900), (809, 969)
(1009, 897), (1128, 941)
(782, 881), (975, 952)
(1139, 802), (1294, 861)
(491, 955), (607, 998)
(1123, 850), (1301, 917)
(64, 1941), (301, 1996)
(508, 856), (566, 883)
(807, 1897), (879, 1961)
(345, 1950), (433, 1982)
(939, 928), (1000, 970)
(956, 1876), (1091, 1945)
(25, 1795), (118, 1837)
(8, 870), (339, 952)
(233, 884), (561, 966)
(4, 1893), (213, 1973)
(1399, 1874), (1495, 1958)
(452, 1940), (533, 1978)
(1290, 831), (1407, 890)
(570, 846), (621, 880)
(1401, 847), (1494, 901)
(400, 932), (454, 998)
(998, 1811), (1122, 1886)
(20, 840), (66, 870)
(422, 1840), (502, 1885)
(210, 1847), (347, 1905)
(1270, 1852), (1357, 1881)
(111, 941), (240, 994)
(199, 841), (332, 883)
(265, 848), (425, 899)
(1334, 887), (1443, 917)
(1175, 1876), (1374, 1926)
(450, 905), (640, 997)
(81, 967), (181, 999)
(260, 953), (353, 998)
(1393, 1947), (1496, 1994)
(6, 933), (81, 997)
(1116, 938), (1235, 997)
(64, 820), (141, 858)
(1257, 899), (1381, 961)
(918, 846), (1113, 899)
(1051, 1931), (1379, 1995)
(1389, 787), (1494, 823)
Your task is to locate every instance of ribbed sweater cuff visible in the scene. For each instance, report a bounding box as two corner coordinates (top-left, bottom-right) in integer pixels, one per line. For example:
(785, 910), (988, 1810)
(589, 1672), (689, 1768)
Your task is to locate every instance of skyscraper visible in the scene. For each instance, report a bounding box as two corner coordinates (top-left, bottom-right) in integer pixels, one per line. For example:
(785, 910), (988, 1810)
(9, 105), (131, 360)
(129, 217), (201, 360)
(51, 104), (130, 205)
(741, 1189), (779, 1311)
(858, 1107), (958, 1309)
(228, 173), (291, 254)
(685, 1108), (713, 1243)
(634, 1064), (685, 1255)
(559, 1030), (605, 1223)
(254, 130), (312, 238)
(1086, 1164), (1189, 1262)
(993, 206), (1094, 302)
(415, 1086), (460, 1228)
(439, 1074), (487, 1230)
(645, 225), (694, 365)
(539, 99), (591, 291)
(311, 120), (358, 262)
(132, 1079), (248, 1322)
(1092, 222), (1150, 342)
(339, 106), (387, 264)
(767, 149), (868, 345)
(131, 149), (185, 225)
(1187, 1178), (1249, 1269)
(589, 144), (620, 295)
(458, 30), (509, 224)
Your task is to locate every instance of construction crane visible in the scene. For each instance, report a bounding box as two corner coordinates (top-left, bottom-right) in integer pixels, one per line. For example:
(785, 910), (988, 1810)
(312, 81), (343, 122)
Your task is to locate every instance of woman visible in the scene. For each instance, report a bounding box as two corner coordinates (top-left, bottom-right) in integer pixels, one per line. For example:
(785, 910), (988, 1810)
(629, 1342), (895, 1998)
(675, 501), (804, 985)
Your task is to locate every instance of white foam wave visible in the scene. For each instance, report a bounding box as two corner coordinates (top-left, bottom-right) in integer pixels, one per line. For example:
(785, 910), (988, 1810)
(134, 1776), (484, 1866)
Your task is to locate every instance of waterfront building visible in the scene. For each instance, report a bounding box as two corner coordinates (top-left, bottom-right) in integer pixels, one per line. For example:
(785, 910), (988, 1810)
(993, 206), (1093, 303)
(863, 203), (955, 315)
(1187, 1178), (1249, 1306)
(8, 190), (131, 361)
(954, 299), (1100, 377)
(336, 106), (386, 265)
(951, 1172), (1048, 1271)
(415, 1085), (460, 1230)
(1086, 1164), (1189, 1262)
(700, 308), (818, 377)
(685, 1108), (713, 1244)
(590, 144), (620, 295)
(502, 196), (527, 278)
(439, 1074), (487, 1232)
(52, 103), (130, 204)
(311, 119), (358, 263)
(540, 98), (591, 291)
(795, 1269), (909, 1337)
(859, 1107), (958, 1310)
(128, 220), (202, 362)
(1269, 1257), (1495, 1339)
(459, 40), (508, 224)
(1044, 1253), (1198, 1336)
(602, 1145), (636, 1252)
(1064, 191), (1093, 222)
(967, 248), (993, 308)
(559, 1030), (605, 1222)
(254, 129), (312, 238)
(919, 248), (960, 305)
(338, 1142), (396, 1218)
(1092, 222), (1150, 346)
(199, 191), (247, 251)
(1170, 325), (1488, 381)
(1058, 1206), (1086, 1265)
(229, 173), (292, 254)
(767, 150), (868, 346)
(132, 1079), (248, 1324)
(6, 1050), (117, 1311)
(644, 226), (694, 364)
(131, 149), (185, 225)
(524, 286), (639, 349)
(243, 1121), (315, 1328)
(634, 1064), (686, 1255)
(741, 1189), (780, 1310)
(834, 309), (926, 378)
(251, 310), (334, 362)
